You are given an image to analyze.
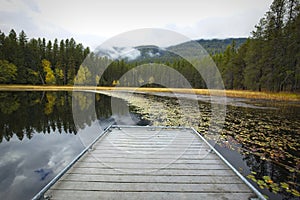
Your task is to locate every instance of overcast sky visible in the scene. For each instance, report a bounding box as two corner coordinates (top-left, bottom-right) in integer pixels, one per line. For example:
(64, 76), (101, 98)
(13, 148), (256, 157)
(0, 0), (273, 49)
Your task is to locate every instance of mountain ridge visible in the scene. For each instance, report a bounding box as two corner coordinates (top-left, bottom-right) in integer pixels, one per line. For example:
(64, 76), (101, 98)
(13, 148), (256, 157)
(95, 37), (247, 62)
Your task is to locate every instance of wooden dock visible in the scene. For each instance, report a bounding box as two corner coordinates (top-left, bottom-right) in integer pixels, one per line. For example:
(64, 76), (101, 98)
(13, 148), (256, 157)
(39, 126), (264, 200)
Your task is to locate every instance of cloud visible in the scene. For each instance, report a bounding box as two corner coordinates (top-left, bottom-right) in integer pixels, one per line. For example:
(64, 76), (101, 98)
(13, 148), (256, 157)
(147, 51), (160, 57)
(0, 0), (274, 49)
(165, 8), (271, 39)
(96, 46), (141, 60)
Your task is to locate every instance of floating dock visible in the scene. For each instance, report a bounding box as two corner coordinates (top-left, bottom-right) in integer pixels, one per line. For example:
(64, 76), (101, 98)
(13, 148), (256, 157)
(33, 125), (265, 200)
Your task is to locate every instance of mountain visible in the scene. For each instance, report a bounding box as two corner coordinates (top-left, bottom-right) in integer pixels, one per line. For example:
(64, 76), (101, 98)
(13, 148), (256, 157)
(95, 38), (247, 62)
(195, 38), (247, 54)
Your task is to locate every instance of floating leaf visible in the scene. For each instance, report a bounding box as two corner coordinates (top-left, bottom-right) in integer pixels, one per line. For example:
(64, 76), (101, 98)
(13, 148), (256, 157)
(291, 189), (300, 197)
(263, 195), (269, 199)
(257, 180), (267, 189)
(280, 182), (289, 190)
(247, 174), (257, 182)
(270, 183), (280, 193)
(263, 176), (273, 184)
(289, 168), (295, 173)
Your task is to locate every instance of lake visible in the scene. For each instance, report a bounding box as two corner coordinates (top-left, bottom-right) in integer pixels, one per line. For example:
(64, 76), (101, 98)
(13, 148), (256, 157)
(0, 91), (299, 200)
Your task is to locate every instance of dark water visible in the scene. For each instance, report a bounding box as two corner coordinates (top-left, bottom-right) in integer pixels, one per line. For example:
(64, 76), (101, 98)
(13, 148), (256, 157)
(0, 91), (299, 200)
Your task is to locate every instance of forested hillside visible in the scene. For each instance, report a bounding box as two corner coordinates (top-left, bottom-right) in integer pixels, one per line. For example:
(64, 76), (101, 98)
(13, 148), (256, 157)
(196, 38), (247, 54)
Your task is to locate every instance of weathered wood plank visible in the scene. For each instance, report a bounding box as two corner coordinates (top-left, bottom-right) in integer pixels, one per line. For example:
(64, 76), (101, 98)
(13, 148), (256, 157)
(61, 174), (243, 184)
(86, 153), (218, 160)
(100, 139), (199, 143)
(46, 190), (255, 200)
(66, 167), (236, 176)
(101, 136), (197, 140)
(79, 157), (223, 164)
(51, 181), (250, 192)
(93, 144), (209, 148)
(89, 150), (213, 155)
(94, 144), (207, 148)
(73, 162), (230, 170)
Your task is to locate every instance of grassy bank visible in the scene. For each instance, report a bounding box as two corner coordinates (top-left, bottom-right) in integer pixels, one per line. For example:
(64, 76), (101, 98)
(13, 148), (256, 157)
(0, 85), (299, 101)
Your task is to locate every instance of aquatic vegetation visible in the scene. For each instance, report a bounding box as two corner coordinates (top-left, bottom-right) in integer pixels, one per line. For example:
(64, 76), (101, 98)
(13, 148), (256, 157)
(247, 172), (299, 197)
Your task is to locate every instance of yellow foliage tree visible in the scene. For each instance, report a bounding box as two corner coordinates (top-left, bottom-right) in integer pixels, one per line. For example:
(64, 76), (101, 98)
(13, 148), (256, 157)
(74, 65), (92, 85)
(42, 59), (56, 85)
(44, 92), (56, 115)
(112, 80), (120, 86)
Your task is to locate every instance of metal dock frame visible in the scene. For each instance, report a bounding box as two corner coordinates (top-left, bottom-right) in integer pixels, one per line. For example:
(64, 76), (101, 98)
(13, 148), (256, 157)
(32, 125), (266, 200)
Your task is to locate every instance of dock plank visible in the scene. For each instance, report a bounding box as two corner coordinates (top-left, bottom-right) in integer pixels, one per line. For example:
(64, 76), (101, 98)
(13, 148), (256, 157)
(47, 190), (255, 200)
(61, 174), (242, 183)
(66, 167), (236, 176)
(51, 181), (251, 192)
(73, 162), (230, 170)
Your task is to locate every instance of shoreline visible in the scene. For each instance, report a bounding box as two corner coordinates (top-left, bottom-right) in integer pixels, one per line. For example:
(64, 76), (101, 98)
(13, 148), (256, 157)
(0, 85), (299, 101)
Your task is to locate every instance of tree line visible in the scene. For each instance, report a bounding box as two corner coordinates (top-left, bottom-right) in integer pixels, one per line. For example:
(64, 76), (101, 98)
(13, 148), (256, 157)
(0, 30), (90, 85)
(0, 0), (299, 92)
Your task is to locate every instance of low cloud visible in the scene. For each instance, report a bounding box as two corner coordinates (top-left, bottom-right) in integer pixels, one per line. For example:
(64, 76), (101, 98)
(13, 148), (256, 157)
(96, 46), (141, 61)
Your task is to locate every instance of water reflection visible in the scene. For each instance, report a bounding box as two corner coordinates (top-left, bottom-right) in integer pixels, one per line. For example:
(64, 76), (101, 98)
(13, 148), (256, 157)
(0, 91), (118, 143)
(0, 92), (77, 142)
(0, 91), (118, 200)
(0, 133), (82, 200)
(0, 91), (299, 199)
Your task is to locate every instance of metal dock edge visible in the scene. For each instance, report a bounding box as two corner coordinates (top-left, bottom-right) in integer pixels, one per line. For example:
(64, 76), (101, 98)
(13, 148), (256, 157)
(190, 127), (266, 200)
(32, 124), (113, 200)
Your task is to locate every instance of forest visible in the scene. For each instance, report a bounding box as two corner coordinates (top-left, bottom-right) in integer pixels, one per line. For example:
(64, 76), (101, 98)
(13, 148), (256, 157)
(0, 31), (90, 85)
(0, 0), (299, 92)
(213, 0), (300, 92)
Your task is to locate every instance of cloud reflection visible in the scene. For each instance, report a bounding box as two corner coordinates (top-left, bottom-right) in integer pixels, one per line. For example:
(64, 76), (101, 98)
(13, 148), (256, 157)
(0, 131), (83, 200)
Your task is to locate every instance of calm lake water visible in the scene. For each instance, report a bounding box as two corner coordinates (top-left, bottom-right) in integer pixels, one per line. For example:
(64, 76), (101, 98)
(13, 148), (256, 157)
(0, 91), (299, 200)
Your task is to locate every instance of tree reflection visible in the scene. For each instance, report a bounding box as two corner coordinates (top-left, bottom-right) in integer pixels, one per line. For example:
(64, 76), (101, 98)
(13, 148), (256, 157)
(0, 93), (20, 114)
(0, 91), (113, 143)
